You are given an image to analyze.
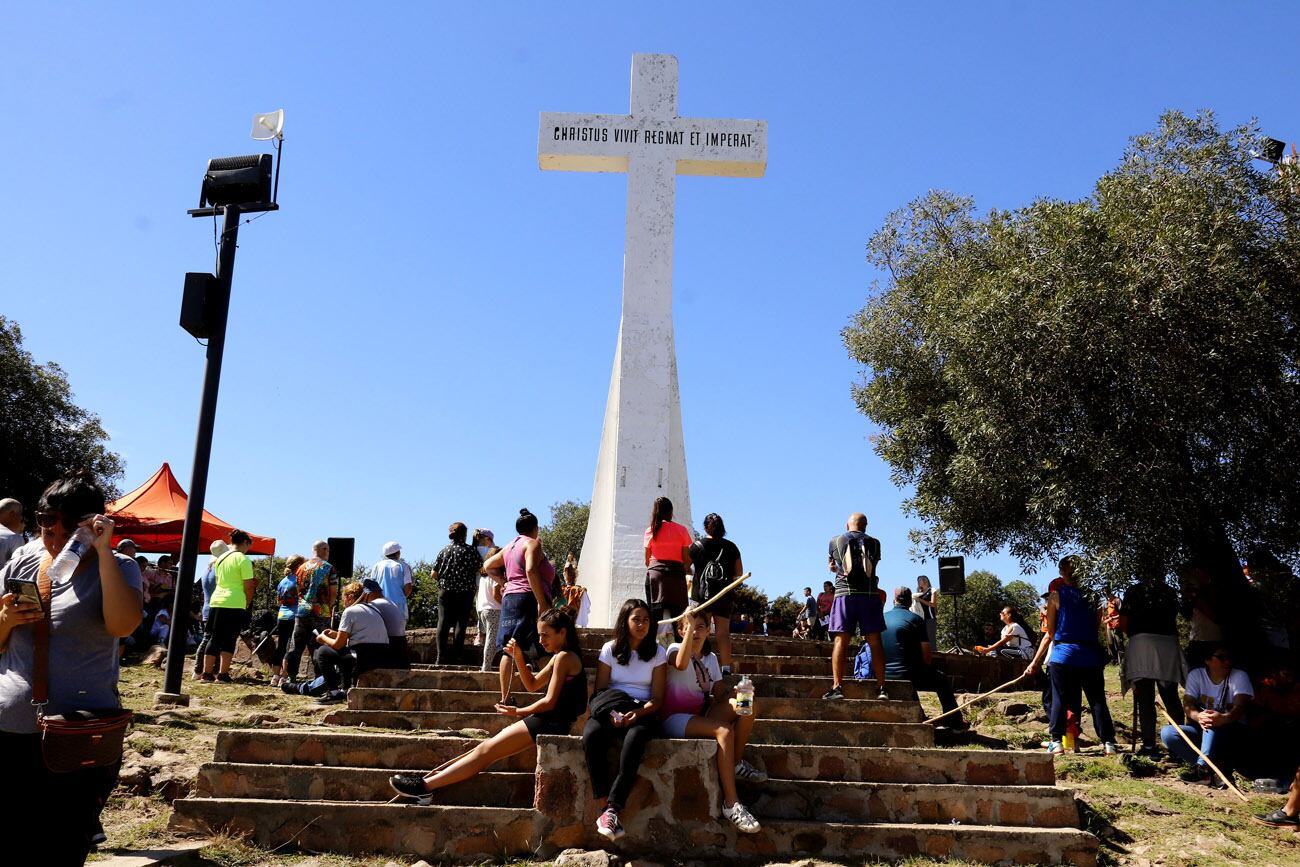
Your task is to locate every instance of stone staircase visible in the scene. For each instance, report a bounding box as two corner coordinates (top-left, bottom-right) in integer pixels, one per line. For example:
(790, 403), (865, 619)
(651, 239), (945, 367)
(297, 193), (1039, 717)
(172, 630), (1099, 865)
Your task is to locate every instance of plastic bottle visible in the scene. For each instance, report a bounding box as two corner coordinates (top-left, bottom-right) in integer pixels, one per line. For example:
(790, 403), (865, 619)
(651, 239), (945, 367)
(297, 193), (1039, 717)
(734, 675), (754, 716)
(47, 526), (94, 583)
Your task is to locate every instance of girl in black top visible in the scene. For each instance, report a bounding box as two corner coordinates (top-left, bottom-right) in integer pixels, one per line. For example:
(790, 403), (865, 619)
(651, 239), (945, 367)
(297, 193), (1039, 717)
(687, 513), (743, 673)
(389, 608), (586, 804)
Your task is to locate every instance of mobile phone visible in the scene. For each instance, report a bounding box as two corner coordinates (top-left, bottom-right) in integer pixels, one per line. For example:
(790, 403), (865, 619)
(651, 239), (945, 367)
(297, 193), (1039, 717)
(5, 577), (42, 610)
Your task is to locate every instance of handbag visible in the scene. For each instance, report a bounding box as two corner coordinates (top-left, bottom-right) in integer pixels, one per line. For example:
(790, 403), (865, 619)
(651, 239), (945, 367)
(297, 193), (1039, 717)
(32, 556), (132, 774)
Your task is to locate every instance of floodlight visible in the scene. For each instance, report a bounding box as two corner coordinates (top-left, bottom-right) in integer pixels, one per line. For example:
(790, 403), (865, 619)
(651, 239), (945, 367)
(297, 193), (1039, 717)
(1259, 137), (1287, 164)
(199, 154), (273, 208)
(251, 109), (285, 141)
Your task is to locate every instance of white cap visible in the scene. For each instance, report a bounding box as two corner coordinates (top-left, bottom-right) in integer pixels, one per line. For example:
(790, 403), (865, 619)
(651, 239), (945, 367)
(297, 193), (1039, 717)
(382, 540), (401, 556)
(210, 540), (230, 557)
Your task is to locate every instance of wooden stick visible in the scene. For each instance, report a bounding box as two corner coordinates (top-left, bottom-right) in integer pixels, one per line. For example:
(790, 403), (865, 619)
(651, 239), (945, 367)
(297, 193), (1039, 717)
(1155, 696), (1248, 802)
(926, 673), (1027, 725)
(658, 572), (754, 625)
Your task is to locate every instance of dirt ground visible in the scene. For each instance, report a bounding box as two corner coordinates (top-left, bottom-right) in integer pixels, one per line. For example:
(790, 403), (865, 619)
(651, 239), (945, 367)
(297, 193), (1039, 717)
(95, 659), (1298, 867)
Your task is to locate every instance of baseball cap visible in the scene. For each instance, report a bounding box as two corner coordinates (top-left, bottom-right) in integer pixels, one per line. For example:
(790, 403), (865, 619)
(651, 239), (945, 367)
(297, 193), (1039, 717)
(382, 541), (401, 556)
(361, 578), (383, 594)
(116, 539), (137, 552)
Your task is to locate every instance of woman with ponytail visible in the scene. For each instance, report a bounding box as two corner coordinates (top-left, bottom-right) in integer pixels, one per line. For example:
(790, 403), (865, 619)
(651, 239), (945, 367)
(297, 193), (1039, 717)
(643, 497), (693, 626)
(482, 508), (557, 702)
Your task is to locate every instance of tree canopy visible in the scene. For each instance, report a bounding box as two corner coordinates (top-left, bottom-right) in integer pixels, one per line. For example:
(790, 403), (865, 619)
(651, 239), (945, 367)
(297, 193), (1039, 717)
(933, 570), (1042, 651)
(539, 500), (590, 566)
(0, 315), (123, 510)
(845, 111), (1300, 613)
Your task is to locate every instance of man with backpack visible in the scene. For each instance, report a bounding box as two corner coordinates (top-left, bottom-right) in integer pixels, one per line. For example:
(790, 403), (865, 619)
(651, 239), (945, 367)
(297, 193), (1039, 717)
(822, 512), (888, 701)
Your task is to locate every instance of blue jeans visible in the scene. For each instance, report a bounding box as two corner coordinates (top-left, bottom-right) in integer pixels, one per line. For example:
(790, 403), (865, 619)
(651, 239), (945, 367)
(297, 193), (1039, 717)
(1160, 721), (1244, 771)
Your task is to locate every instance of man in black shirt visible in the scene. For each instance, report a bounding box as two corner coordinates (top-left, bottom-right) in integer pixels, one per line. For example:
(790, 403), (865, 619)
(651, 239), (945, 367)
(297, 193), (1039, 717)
(431, 522), (483, 665)
(823, 513), (887, 701)
(882, 586), (965, 729)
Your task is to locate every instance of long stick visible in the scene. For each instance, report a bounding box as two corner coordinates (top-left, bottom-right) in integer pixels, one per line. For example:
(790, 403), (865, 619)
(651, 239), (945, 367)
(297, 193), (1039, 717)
(659, 572), (754, 625)
(1155, 696), (1247, 802)
(927, 673), (1026, 725)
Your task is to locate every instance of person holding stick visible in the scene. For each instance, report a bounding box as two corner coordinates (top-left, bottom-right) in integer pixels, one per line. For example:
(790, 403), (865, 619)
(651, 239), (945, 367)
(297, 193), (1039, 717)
(389, 607), (586, 804)
(1160, 643), (1252, 788)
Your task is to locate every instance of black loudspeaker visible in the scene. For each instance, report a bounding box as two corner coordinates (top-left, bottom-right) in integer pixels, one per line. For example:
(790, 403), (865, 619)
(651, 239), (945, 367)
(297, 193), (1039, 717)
(180, 272), (218, 339)
(327, 537), (355, 578)
(938, 556), (966, 595)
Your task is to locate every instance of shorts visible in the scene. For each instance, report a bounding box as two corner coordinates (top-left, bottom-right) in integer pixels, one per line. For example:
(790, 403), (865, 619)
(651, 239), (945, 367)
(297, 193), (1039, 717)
(523, 712), (577, 739)
(662, 712), (697, 739)
(828, 594), (885, 637)
(708, 587), (736, 618)
(496, 592), (541, 663)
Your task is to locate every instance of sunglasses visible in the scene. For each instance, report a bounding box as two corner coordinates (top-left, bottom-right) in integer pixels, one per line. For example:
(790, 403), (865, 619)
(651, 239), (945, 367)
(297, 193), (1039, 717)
(1211, 653), (1231, 661)
(35, 511), (89, 530)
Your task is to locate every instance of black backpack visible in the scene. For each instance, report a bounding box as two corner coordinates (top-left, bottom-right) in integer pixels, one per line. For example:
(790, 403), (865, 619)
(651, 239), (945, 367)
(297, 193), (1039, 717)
(697, 542), (729, 602)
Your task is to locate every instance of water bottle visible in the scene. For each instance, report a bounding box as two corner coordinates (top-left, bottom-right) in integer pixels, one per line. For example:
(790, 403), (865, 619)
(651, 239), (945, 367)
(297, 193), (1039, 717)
(734, 675), (754, 716)
(47, 527), (94, 583)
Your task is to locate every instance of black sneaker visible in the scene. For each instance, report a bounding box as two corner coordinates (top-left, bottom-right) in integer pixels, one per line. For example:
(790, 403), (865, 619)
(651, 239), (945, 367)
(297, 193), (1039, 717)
(821, 685), (845, 701)
(1178, 765), (1210, 784)
(1252, 808), (1300, 829)
(389, 774), (433, 805)
(216, 673), (233, 684)
(315, 689), (347, 705)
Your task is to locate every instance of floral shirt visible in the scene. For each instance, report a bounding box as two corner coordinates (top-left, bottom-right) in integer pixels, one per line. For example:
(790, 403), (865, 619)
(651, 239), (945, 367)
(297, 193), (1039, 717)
(432, 542), (483, 594)
(295, 557), (336, 618)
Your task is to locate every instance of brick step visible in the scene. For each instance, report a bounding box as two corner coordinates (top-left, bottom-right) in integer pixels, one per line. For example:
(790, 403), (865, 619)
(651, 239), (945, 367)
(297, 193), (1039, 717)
(749, 779), (1077, 827)
(213, 729), (537, 771)
(407, 633), (838, 658)
(169, 799), (1097, 865)
(322, 709), (935, 747)
(197, 763), (535, 806)
(360, 668), (916, 700)
(745, 743), (1056, 785)
(346, 687), (924, 723)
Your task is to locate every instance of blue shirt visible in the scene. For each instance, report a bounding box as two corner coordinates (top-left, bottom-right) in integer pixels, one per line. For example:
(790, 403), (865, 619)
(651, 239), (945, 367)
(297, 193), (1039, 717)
(371, 558), (412, 623)
(1048, 583), (1105, 668)
(200, 564), (217, 621)
(276, 576), (299, 620)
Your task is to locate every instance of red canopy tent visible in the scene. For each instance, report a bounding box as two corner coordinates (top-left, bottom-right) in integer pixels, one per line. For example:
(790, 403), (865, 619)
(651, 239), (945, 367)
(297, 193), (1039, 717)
(105, 463), (275, 555)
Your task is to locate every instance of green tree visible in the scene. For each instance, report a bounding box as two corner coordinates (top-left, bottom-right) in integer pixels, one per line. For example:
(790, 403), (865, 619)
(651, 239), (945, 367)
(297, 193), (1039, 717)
(0, 316), (123, 509)
(767, 591), (802, 630)
(845, 111), (1300, 653)
(935, 570), (1043, 650)
(539, 500), (590, 566)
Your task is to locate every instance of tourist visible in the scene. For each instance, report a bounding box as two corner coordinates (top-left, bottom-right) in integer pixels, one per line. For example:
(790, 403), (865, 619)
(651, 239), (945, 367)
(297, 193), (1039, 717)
(1160, 643), (1252, 787)
(1102, 595), (1123, 663)
(431, 522), (483, 665)
(389, 608), (587, 804)
(201, 530), (256, 683)
(0, 473), (143, 865)
(687, 512), (742, 674)
(561, 553), (590, 627)
(474, 529), (504, 672)
(975, 606), (1035, 659)
(1179, 562), (1224, 670)
(644, 496), (693, 626)
(484, 509), (556, 702)
(583, 598), (667, 841)
(1025, 556), (1119, 756)
(913, 574), (938, 647)
(191, 540), (228, 679)
(662, 607), (765, 832)
(370, 541), (413, 640)
(1119, 574), (1186, 758)
(0, 498), (25, 565)
(311, 580), (390, 703)
(1252, 765), (1300, 830)
(359, 578), (409, 670)
(798, 586), (818, 639)
(280, 540), (336, 683)
(816, 580), (834, 640)
(822, 512), (888, 702)
(882, 586), (966, 729)
(268, 554), (305, 687)
(1245, 660), (1300, 787)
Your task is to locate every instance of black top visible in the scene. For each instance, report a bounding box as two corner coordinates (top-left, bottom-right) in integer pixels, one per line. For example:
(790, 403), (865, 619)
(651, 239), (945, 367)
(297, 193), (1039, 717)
(829, 531), (882, 597)
(917, 588), (936, 622)
(535, 658), (589, 725)
(432, 542), (484, 594)
(689, 537), (741, 587)
(1122, 579), (1179, 637)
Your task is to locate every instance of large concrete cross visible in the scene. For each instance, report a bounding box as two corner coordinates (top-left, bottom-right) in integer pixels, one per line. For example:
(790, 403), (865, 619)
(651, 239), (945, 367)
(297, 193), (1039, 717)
(538, 54), (766, 627)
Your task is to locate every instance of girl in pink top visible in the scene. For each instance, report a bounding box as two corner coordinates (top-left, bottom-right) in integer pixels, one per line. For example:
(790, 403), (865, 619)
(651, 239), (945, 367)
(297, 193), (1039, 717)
(642, 497), (693, 624)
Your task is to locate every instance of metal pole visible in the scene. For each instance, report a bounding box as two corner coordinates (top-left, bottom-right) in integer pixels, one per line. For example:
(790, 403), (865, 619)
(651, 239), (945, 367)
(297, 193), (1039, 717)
(160, 204), (242, 700)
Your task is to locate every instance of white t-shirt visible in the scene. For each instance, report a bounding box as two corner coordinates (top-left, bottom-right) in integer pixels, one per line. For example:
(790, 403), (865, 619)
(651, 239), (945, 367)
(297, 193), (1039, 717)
(598, 640), (667, 702)
(1184, 667), (1253, 712)
(575, 591), (591, 628)
(1001, 623), (1034, 658)
(476, 575), (501, 612)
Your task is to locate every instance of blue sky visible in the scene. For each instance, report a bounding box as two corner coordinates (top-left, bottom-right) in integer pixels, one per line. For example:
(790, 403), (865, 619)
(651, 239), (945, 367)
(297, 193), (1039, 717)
(4, 3), (1298, 600)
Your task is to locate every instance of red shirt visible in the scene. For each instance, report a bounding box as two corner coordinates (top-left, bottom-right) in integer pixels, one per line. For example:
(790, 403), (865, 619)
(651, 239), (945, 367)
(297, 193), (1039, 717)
(643, 521), (692, 562)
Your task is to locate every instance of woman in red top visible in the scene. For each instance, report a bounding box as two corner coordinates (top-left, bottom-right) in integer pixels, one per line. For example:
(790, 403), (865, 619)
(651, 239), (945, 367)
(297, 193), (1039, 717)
(643, 497), (693, 625)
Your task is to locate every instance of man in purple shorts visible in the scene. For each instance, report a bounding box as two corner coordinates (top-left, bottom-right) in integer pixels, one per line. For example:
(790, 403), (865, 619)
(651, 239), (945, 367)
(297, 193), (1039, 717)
(822, 512), (888, 701)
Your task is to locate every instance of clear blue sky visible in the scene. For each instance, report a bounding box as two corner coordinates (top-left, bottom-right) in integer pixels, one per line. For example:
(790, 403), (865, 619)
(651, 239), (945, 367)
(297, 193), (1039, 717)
(4, 3), (1298, 599)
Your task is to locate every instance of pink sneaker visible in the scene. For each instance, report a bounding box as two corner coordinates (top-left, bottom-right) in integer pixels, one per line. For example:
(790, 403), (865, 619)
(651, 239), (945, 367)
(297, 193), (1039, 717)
(595, 807), (625, 841)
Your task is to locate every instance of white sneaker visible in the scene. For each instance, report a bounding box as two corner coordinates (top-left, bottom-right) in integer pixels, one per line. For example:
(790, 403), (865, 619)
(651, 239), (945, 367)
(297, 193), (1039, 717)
(270, 675), (281, 688)
(735, 760), (768, 783)
(1046, 741), (1065, 756)
(1103, 742), (1119, 756)
(723, 801), (761, 833)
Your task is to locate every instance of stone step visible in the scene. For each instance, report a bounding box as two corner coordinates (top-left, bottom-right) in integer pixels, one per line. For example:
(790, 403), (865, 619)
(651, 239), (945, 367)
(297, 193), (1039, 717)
(170, 799), (1097, 865)
(749, 779), (1078, 827)
(744, 744), (1056, 785)
(347, 687), (924, 723)
(197, 763), (535, 806)
(212, 728), (537, 771)
(407, 632), (838, 658)
(322, 709), (934, 747)
(359, 667), (916, 700)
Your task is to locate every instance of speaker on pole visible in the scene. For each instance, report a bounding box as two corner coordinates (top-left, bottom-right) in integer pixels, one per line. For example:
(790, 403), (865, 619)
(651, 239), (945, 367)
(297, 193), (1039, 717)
(938, 556), (966, 595)
(327, 537), (355, 578)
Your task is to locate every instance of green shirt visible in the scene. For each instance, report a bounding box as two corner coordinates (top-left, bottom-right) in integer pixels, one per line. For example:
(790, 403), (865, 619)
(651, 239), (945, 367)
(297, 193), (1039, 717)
(209, 550), (253, 609)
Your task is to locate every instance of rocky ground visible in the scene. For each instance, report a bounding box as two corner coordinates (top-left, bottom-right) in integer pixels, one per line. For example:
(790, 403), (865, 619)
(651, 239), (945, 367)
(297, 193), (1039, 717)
(97, 657), (1297, 867)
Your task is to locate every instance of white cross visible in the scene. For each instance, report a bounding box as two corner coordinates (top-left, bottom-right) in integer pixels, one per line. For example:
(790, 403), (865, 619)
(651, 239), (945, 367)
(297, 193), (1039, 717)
(538, 54), (766, 627)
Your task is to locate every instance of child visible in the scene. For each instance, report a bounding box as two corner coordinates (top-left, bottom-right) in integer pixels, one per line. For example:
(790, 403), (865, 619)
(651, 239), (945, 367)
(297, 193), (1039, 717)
(664, 608), (764, 833)
(269, 555), (305, 687)
(389, 608), (587, 803)
(583, 598), (667, 841)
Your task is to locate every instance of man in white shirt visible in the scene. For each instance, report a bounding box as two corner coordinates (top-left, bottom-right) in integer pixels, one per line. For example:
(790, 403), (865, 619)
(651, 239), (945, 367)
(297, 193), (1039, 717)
(370, 541), (413, 630)
(1161, 643), (1253, 787)
(0, 499), (26, 565)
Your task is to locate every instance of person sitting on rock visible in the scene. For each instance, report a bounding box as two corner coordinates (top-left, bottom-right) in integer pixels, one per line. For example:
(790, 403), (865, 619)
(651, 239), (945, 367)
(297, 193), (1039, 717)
(306, 581), (389, 703)
(662, 606), (764, 834)
(389, 607), (587, 804)
(882, 586), (967, 730)
(1161, 642), (1253, 788)
(583, 598), (667, 842)
(975, 606), (1035, 659)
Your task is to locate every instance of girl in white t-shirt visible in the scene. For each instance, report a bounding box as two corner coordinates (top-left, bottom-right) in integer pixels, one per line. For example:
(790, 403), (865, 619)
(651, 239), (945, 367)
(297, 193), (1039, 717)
(978, 606), (1035, 659)
(663, 608), (764, 833)
(583, 598), (667, 842)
